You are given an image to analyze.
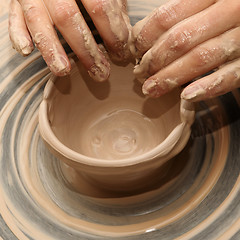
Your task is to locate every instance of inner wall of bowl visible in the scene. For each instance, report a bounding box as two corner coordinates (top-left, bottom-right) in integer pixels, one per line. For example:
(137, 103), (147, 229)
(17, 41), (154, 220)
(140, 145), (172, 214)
(47, 61), (181, 160)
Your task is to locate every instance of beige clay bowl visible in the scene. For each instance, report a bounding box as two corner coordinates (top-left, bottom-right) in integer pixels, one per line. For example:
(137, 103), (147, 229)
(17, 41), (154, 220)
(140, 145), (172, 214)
(38, 59), (195, 193)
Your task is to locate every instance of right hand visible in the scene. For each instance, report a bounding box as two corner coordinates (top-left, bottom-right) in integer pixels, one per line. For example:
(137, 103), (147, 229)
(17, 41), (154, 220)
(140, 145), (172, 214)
(132, 0), (240, 102)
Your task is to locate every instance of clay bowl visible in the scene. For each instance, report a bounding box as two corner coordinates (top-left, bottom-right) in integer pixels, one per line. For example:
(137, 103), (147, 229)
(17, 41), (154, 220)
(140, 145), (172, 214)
(38, 59), (195, 193)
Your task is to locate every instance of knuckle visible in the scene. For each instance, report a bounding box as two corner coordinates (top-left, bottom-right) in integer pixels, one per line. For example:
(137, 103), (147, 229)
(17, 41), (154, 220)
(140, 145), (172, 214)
(53, 2), (78, 26)
(23, 4), (41, 24)
(166, 29), (192, 53)
(192, 47), (216, 67)
(154, 5), (177, 31)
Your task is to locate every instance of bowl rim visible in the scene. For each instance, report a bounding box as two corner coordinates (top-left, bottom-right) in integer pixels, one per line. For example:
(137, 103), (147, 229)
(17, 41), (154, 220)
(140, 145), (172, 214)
(38, 67), (194, 168)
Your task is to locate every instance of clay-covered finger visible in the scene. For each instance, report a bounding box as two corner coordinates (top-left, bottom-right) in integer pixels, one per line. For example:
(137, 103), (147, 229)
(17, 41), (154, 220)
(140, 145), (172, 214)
(134, 0), (240, 81)
(181, 59), (240, 102)
(18, 0), (71, 76)
(132, 0), (216, 56)
(142, 26), (240, 98)
(81, 0), (132, 62)
(44, 0), (110, 81)
(9, 0), (34, 56)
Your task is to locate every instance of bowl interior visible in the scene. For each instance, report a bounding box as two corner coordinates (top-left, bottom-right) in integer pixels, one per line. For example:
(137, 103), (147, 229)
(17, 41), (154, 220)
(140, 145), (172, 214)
(43, 60), (183, 161)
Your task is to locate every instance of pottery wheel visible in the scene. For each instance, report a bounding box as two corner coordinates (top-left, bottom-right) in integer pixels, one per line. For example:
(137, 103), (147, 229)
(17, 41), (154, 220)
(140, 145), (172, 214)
(0, 1), (240, 239)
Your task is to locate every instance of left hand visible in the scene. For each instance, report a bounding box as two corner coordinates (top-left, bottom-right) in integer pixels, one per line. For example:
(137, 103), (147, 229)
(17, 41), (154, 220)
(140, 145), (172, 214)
(8, 0), (132, 81)
(132, 0), (240, 102)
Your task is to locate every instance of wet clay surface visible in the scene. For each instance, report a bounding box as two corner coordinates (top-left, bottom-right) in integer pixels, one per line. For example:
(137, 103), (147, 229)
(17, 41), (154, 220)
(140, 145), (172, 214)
(39, 58), (194, 193)
(1, 0), (240, 239)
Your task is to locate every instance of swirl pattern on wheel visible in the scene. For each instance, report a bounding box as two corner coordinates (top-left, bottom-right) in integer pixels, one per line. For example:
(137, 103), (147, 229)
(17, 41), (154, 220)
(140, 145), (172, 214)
(0, 1), (240, 239)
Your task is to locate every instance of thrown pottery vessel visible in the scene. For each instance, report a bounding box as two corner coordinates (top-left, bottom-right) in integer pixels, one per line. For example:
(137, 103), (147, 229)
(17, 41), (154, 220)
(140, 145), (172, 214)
(38, 59), (195, 193)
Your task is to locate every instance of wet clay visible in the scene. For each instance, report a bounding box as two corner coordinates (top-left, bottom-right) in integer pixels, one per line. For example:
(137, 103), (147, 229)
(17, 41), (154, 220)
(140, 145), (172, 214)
(39, 59), (195, 192)
(1, 1), (240, 239)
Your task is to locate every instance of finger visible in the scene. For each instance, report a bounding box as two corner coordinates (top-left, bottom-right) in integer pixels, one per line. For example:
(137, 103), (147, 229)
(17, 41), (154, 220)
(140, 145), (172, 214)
(116, 0), (127, 11)
(134, 0), (240, 81)
(18, 0), (71, 76)
(8, 0), (34, 56)
(81, 0), (132, 62)
(142, 26), (240, 98)
(132, 0), (216, 56)
(117, 0), (136, 58)
(181, 59), (240, 102)
(44, 0), (110, 82)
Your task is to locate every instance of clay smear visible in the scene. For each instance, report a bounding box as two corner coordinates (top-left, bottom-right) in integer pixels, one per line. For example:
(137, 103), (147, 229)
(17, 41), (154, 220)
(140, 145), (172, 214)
(1, 0), (239, 239)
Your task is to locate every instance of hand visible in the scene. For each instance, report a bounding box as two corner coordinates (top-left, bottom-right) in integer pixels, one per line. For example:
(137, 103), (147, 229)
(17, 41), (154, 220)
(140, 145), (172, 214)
(8, 0), (132, 81)
(132, 0), (240, 102)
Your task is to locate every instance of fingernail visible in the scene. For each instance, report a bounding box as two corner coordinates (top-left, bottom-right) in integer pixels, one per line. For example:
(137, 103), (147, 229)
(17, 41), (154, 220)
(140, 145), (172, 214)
(133, 52), (151, 81)
(133, 64), (143, 75)
(181, 84), (206, 101)
(88, 61), (110, 82)
(142, 79), (160, 97)
(15, 41), (33, 56)
(20, 44), (34, 56)
(10, 34), (34, 56)
(142, 77), (179, 98)
(133, 65), (146, 84)
(50, 56), (71, 76)
(133, 64), (149, 84)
